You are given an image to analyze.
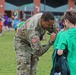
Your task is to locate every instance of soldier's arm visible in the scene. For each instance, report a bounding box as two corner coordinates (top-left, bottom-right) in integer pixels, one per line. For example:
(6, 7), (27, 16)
(35, 40), (53, 56)
(28, 31), (56, 56)
(37, 32), (56, 56)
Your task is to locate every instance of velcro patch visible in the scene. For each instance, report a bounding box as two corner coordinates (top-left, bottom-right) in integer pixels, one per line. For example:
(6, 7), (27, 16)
(31, 38), (38, 43)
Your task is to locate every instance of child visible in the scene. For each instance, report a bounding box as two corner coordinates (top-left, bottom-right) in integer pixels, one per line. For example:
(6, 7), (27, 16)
(13, 18), (20, 32)
(0, 17), (3, 36)
(57, 8), (76, 75)
(17, 19), (24, 28)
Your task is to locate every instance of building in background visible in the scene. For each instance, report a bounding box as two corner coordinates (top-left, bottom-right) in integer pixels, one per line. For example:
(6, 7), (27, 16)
(0, 0), (76, 19)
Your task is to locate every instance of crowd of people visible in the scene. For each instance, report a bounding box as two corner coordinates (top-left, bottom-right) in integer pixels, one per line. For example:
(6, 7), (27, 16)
(1, 8), (76, 75)
(0, 13), (25, 36)
(0, 11), (62, 37)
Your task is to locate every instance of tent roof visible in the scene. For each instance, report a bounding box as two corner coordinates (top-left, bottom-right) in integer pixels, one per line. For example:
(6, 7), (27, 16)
(5, 2), (18, 10)
(19, 3), (68, 12)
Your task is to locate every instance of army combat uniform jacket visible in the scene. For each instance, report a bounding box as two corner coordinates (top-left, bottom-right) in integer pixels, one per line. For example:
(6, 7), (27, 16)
(14, 13), (54, 56)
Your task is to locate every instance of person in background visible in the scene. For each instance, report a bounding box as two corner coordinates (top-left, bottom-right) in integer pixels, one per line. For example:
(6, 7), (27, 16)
(13, 18), (20, 32)
(14, 12), (58, 75)
(17, 19), (24, 28)
(8, 18), (13, 30)
(0, 16), (3, 36)
(3, 13), (9, 32)
(14, 10), (19, 19)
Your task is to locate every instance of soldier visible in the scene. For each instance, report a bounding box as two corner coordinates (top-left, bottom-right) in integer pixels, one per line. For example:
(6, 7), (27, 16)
(14, 12), (58, 75)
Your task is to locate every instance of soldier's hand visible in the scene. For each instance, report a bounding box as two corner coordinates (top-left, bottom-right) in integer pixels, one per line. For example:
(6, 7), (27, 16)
(50, 32), (56, 42)
(53, 28), (60, 34)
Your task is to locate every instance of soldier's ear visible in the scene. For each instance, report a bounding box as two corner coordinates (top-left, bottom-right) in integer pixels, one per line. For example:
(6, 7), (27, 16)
(41, 19), (45, 23)
(42, 19), (45, 21)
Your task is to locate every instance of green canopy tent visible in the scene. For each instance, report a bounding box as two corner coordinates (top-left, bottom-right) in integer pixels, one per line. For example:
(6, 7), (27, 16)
(5, 2), (18, 10)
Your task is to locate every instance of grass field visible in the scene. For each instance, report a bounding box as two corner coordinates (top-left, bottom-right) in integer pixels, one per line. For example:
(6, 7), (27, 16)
(0, 30), (53, 75)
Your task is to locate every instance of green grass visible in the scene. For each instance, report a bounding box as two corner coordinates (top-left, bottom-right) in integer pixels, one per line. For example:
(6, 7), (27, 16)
(0, 30), (53, 75)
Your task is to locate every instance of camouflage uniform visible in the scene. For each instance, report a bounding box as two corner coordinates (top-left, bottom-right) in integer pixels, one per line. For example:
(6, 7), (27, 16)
(14, 13), (57, 75)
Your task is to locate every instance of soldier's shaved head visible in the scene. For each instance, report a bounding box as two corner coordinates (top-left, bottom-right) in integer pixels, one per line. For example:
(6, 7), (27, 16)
(41, 11), (54, 21)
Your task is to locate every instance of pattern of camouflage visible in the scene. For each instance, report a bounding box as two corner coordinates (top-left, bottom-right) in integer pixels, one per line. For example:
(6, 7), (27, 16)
(14, 13), (57, 75)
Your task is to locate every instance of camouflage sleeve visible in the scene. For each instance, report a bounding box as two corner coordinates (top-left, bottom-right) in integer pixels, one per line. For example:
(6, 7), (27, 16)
(34, 40), (53, 56)
(28, 31), (53, 56)
(53, 22), (59, 29)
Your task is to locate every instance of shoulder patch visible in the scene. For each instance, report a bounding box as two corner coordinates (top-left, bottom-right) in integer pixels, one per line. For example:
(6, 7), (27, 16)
(31, 37), (39, 43)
